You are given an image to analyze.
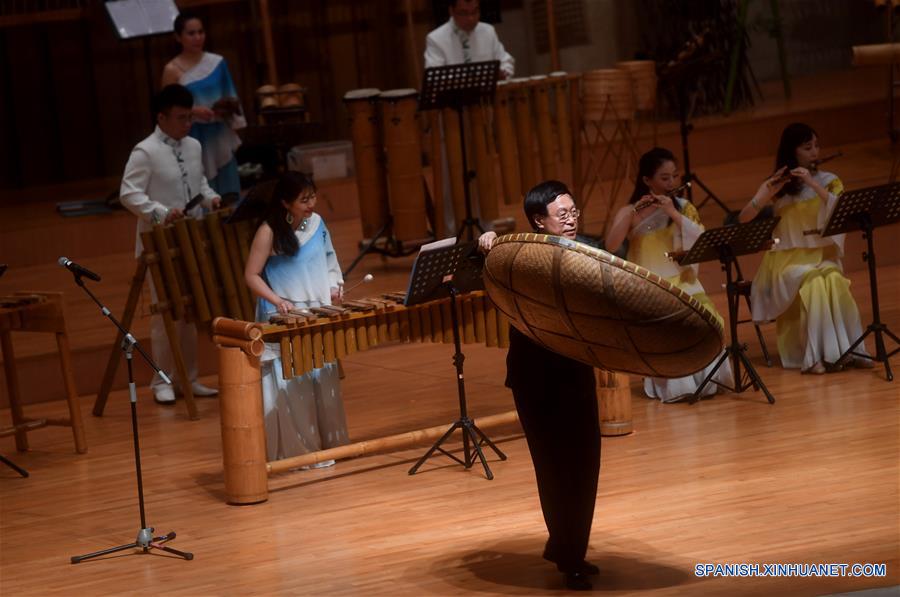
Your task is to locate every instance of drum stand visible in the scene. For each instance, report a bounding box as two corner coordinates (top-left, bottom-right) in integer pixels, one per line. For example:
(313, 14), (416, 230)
(65, 272), (193, 564)
(404, 241), (506, 479)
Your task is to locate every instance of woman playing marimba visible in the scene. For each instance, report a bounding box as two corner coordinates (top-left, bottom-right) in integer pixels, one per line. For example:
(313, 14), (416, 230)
(739, 123), (870, 374)
(605, 147), (731, 401)
(244, 172), (349, 465)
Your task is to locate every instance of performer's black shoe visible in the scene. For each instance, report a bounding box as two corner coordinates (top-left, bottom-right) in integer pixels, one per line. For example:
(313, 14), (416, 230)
(544, 543), (599, 575)
(578, 561), (600, 575)
(564, 571), (593, 591)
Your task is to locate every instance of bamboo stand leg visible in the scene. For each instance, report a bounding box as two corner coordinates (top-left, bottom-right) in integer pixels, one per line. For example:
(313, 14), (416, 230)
(1, 330), (28, 451)
(219, 346), (267, 504)
(93, 260), (147, 417)
(56, 331), (87, 453)
(161, 311), (198, 420)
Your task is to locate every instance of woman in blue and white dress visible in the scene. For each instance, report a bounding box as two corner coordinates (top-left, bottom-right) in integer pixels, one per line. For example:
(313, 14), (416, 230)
(244, 172), (349, 464)
(162, 12), (245, 197)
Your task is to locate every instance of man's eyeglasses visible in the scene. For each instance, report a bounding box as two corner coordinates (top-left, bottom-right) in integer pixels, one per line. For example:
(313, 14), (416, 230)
(552, 208), (580, 223)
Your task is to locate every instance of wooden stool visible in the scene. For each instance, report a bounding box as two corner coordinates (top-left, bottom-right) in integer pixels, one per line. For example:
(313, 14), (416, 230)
(0, 292), (87, 454)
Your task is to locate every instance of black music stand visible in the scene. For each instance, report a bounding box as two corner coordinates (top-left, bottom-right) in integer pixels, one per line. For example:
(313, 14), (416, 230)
(419, 61), (500, 241)
(678, 217), (781, 403)
(825, 183), (900, 380)
(406, 240), (507, 479)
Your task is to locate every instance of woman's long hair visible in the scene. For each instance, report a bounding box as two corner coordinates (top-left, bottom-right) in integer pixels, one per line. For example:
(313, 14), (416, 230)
(774, 122), (817, 198)
(628, 147), (677, 205)
(266, 171), (316, 256)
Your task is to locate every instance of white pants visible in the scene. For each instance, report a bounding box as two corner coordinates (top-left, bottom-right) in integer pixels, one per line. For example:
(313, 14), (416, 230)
(147, 275), (198, 390)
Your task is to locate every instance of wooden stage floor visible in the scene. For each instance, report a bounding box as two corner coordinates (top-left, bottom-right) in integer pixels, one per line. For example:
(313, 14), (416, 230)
(1, 263), (898, 595)
(1, 64), (899, 594)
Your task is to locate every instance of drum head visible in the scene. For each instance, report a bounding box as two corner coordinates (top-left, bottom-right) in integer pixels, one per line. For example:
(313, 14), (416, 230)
(379, 88), (418, 101)
(343, 88), (382, 101)
(483, 233), (724, 377)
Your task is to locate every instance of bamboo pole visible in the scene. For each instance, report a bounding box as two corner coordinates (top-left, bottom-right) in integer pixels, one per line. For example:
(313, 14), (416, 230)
(259, 0), (278, 86)
(546, 0), (560, 71)
(267, 410), (520, 474)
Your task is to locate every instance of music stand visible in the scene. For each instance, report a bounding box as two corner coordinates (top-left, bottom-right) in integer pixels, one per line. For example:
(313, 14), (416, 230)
(405, 239), (507, 479)
(419, 61), (500, 241)
(678, 217), (781, 403)
(824, 182), (900, 380)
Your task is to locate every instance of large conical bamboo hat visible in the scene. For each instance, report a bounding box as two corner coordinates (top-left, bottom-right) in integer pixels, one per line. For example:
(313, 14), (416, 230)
(483, 233), (724, 377)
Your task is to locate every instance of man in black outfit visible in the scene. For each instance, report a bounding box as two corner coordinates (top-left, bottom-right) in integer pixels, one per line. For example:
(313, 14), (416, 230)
(479, 180), (601, 591)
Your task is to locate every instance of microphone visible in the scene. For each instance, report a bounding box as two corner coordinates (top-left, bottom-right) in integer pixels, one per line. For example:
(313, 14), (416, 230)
(58, 257), (101, 282)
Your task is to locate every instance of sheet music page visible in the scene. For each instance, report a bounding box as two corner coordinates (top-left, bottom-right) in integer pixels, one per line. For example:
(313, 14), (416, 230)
(104, 0), (178, 38)
(419, 236), (457, 253)
(140, 0), (178, 34)
(105, 0), (144, 39)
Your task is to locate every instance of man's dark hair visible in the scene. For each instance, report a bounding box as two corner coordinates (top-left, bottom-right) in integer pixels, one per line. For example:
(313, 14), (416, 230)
(523, 180), (571, 230)
(154, 84), (194, 116)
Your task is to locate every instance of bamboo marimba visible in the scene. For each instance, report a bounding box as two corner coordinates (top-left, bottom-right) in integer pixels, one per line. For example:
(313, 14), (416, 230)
(253, 289), (510, 380)
(94, 209), (257, 420)
(212, 289), (631, 505)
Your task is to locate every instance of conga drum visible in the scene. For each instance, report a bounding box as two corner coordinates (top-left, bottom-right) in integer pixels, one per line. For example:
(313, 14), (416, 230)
(493, 79), (521, 204)
(616, 61), (657, 112)
(483, 234), (724, 377)
(582, 69), (634, 123)
(256, 84), (278, 110)
(509, 78), (537, 192)
(380, 89), (428, 242)
(596, 369), (632, 437)
(277, 83), (307, 108)
(343, 88), (390, 239)
(529, 75), (558, 181)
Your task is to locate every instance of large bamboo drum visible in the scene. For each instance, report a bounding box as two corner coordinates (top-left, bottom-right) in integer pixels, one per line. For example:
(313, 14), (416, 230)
(582, 69), (634, 122)
(344, 88), (390, 239)
(380, 89), (428, 242)
(483, 234), (724, 377)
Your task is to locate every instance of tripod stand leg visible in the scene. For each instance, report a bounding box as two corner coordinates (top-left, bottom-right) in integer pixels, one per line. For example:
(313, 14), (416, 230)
(689, 349), (730, 404)
(736, 349), (775, 404)
(408, 421), (462, 475)
(0, 454), (28, 477)
(874, 328), (895, 381)
(71, 541), (140, 564)
(150, 532), (193, 560)
(343, 223), (389, 278)
(469, 422), (507, 461)
(463, 423), (494, 480)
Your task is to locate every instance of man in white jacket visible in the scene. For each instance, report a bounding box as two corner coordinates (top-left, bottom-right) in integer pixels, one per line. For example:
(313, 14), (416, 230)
(425, 0), (515, 78)
(120, 84), (220, 404)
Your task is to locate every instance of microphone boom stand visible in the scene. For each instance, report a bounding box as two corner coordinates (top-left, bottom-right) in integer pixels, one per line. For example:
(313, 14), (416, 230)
(67, 272), (192, 564)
